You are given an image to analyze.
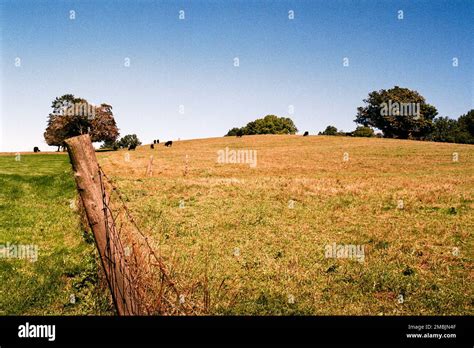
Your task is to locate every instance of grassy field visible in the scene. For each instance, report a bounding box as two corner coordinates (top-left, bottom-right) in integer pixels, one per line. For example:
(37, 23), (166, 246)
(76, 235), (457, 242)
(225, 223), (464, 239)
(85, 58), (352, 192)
(1, 136), (472, 315)
(0, 154), (112, 315)
(97, 135), (473, 315)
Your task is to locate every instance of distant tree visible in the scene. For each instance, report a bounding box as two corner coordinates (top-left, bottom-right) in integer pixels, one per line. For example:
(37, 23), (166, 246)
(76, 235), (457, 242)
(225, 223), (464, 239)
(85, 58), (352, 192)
(100, 139), (119, 150)
(457, 109), (474, 138)
(117, 134), (142, 149)
(226, 127), (240, 136)
(44, 94), (119, 150)
(225, 115), (297, 136)
(426, 110), (474, 144)
(318, 126), (338, 136)
(427, 117), (458, 143)
(352, 126), (375, 137)
(355, 86), (438, 139)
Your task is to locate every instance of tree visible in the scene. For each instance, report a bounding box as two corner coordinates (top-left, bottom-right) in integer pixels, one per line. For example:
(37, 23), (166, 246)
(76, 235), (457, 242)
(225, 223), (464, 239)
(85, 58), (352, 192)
(426, 112), (474, 144)
(44, 94), (80, 150)
(457, 109), (474, 138)
(352, 126), (375, 137)
(100, 140), (119, 150)
(355, 86), (438, 139)
(426, 117), (458, 143)
(225, 115), (298, 136)
(89, 104), (119, 143)
(44, 94), (119, 150)
(226, 127), (241, 136)
(117, 134), (141, 148)
(318, 125), (338, 136)
(44, 115), (69, 151)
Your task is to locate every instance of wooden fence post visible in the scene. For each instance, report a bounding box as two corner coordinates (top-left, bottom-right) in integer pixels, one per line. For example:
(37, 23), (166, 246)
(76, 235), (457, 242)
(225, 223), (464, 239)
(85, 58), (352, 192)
(65, 134), (140, 315)
(145, 155), (153, 177)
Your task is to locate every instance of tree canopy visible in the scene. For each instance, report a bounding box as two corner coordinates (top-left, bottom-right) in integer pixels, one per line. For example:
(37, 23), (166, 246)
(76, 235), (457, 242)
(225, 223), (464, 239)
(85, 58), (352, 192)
(226, 115), (298, 136)
(44, 94), (119, 149)
(355, 86), (438, 139)
(426, 111), (474, 144)
(318, 126), (339, 136)
(117, 134), (142, 148)
(352, 126), (375, 137)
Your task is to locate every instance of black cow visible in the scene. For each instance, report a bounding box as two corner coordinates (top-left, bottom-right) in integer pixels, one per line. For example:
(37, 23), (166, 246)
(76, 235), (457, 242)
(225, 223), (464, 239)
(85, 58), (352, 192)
(303, 131), (309, 136)
(156, 139), (160, 144)
(164, 141), (172, 147)
(150, 144), (155, 149)
(128, 144), (137, 150)
(33, 147), (40, 153)
(153, 140), (156, 144)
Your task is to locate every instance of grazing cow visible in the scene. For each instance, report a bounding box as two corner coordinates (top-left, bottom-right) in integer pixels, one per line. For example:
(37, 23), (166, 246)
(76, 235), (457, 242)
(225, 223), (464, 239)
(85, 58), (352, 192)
(164, 141), (172, 147)
(150, 144), (154, 149)
(303, 131), (309, 136)
(33, 147), (40, 153)
(128, 144), (137, 151)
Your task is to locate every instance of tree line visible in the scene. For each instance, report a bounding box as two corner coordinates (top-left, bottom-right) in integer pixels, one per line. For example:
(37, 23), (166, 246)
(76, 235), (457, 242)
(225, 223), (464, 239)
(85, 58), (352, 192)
(351, 86), (473, 143)
(44, 87), (473, 151)
(226, 86), (473, 144)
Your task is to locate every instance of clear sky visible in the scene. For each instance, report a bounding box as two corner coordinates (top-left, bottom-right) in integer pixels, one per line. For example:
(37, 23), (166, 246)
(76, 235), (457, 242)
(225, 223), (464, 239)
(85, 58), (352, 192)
(0, 0), (472, 151)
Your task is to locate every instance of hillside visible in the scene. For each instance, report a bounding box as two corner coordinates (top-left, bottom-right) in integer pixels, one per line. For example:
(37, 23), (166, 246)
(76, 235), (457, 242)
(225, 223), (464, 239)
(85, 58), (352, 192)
(95, 135), (474, 315)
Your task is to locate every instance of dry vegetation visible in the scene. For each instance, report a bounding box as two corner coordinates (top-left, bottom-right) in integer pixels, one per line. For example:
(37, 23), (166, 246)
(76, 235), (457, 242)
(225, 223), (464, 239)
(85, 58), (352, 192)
(97, 135), (473, 315)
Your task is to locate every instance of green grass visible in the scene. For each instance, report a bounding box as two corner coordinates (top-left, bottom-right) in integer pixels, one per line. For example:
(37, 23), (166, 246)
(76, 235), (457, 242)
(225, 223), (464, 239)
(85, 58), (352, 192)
(0, 154), (113, 315)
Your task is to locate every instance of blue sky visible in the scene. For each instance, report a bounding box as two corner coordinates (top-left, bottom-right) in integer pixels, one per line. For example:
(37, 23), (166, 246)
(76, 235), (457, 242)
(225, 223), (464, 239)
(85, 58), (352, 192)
(0, 0), (472, 151)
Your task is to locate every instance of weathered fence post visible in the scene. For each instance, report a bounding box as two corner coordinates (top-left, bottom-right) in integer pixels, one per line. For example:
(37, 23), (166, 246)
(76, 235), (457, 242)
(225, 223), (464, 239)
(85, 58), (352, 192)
(65, 134), (140, 315)
(145, 155), (153, 177)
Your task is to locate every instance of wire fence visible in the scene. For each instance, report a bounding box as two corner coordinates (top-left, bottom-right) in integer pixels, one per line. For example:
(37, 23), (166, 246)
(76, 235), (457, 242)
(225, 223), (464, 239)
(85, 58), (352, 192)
(96, 165), (191, 315)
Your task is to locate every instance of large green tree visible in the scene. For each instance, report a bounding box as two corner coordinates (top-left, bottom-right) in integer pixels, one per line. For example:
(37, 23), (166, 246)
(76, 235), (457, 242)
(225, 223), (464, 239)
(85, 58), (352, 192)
(355, 86), (438, 139)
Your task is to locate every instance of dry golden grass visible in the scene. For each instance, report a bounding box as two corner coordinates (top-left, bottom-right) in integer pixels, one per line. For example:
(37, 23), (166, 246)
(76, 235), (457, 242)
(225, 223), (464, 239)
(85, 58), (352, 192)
(98, 135), (473, 315)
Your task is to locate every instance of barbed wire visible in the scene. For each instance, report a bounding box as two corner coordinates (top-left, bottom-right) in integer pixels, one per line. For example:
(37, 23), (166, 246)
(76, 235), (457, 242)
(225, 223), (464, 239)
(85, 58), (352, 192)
(96, 165), (191, 315)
